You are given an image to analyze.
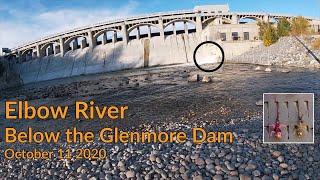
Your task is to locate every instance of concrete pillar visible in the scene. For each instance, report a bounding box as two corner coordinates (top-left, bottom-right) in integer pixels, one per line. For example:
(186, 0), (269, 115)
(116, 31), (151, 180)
(184, 22), (189, 34)
(158, 17), (165, 40)
(102, 32), (107, 45)
(54, 45), (60, 54)
(196, 13), (202, 34)
(311, 25), (315, 32)
(136, 26), (140, 40)
(18, 51), (23, 62)
(173, 22), (176, 35)
(72, 39), (78, 50)
(313, 25), (318, 33)
(25, 52), (31, 61)
(214, 17), (222, 25)
(112, 31), (117, 43)
(121, 23), (128, 44)
(232, 14), (239, 24)
(47, 44), (54, 55)
(87, 30), (96, 48)
(263, 14), (269, 22)
(59, 37), (66, 57)
(19, 51), (27, 62)
(36, 44), (41, 58)
(147, 25), (151, 38)
(28, 52), (33, 60)
(81, 39), (87, 49)
(15, 51), (20, 63)
(32, 51), (37, 58)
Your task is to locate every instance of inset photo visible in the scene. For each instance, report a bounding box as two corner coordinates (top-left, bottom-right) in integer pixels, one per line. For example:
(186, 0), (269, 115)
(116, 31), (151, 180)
(263, 93), (314, 144)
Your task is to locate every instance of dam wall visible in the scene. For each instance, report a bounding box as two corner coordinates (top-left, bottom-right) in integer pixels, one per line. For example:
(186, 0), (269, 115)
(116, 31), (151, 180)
(12, 33), (261, 84)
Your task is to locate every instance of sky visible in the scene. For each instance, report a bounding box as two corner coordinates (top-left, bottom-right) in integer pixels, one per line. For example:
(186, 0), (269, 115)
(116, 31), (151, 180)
(0, 0), (319, 48)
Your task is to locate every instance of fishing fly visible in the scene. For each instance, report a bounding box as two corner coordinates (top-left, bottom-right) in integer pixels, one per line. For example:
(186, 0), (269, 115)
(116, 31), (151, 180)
(294, 101), (309, 138)
(265, 101), (289, 140)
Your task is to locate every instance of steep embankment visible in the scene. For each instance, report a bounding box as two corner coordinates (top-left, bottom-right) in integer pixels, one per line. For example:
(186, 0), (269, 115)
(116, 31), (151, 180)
(0, 59), (22, 90)
(232, 36), (320, 68)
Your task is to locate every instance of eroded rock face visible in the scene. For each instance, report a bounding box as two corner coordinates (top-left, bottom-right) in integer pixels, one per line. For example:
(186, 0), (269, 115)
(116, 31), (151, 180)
(0, 59), (22, 90)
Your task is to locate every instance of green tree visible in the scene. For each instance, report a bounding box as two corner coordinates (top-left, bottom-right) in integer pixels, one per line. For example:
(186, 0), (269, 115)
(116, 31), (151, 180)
(258, 22), (279, 46)
(277, 18), (291, 37)
(257, 21), (268, 39)
(291, 16), (310, 36)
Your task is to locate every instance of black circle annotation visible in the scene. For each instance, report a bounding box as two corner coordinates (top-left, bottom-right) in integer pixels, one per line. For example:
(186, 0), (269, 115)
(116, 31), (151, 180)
(193, 41), (225, 72)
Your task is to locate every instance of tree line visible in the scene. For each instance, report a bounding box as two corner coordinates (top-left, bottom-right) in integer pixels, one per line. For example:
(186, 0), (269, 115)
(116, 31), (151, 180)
(258, 16), (314, 47)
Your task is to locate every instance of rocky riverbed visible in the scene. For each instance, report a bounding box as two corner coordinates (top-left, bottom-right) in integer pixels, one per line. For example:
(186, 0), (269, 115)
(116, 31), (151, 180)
(0, 63), (319, 179)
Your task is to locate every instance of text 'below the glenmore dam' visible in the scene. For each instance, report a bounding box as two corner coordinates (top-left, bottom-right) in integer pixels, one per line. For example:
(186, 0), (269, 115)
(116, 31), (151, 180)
(4, 127), (234, 144)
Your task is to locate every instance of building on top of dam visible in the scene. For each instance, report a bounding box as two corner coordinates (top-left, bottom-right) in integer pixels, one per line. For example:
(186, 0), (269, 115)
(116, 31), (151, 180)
(194, 4), (230, 13)
(0, 48), (11, 56)
(1, 5), (320, 84)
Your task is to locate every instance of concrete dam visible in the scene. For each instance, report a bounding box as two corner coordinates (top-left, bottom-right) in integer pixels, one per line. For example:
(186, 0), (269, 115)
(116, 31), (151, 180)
(2, 5), (320, 84)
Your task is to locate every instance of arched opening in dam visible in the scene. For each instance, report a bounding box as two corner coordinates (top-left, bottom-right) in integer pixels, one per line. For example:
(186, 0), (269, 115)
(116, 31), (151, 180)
(41, 42), (61, 57)
(95, 29), (123, 45)
(128, 24), (160, 40)
(65, 36), (89, 53)
(239, 17), (260, 24)
(269, 17), (278, 24)
(21, 49), (33, 62)
(202, 17), (232, 29)
(164, 20), (196, 37)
